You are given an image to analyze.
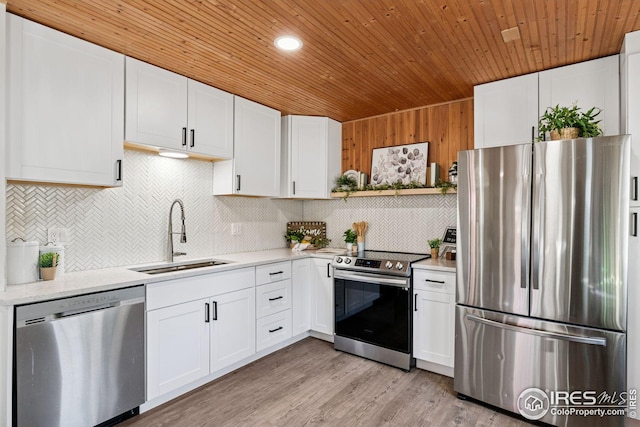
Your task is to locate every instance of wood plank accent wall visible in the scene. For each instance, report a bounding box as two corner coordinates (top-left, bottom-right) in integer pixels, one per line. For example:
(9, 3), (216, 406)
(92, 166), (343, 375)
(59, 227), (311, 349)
(341, 98), (474, 181)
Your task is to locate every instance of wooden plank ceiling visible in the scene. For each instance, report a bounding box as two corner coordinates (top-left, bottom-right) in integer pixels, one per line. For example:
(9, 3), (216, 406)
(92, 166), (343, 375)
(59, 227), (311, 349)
(6, 0), (640, 123)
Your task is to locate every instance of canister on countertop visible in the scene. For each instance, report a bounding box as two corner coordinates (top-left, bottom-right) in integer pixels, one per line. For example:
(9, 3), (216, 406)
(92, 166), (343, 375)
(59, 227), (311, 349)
(39, 243), (65, 276)
(7, 238), (39, 285)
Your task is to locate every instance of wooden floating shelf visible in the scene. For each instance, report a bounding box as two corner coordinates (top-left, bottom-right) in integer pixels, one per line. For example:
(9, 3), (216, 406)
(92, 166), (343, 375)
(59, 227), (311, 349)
(330, 188), (457, 198)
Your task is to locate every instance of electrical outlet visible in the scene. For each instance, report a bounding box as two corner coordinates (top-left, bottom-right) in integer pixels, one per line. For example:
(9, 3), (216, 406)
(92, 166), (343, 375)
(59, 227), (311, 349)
(47, 228), (68, 244)
(231, 223), (242, 235)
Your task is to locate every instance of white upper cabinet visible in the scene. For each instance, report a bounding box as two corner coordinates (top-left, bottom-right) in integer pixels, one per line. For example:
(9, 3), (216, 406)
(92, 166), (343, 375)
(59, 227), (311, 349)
(6, 14), (124, 187)
(538, 55), (619, 137)
(474, 73), (539, 148)
(213, 96), (281, 197)
(281, 116), (342, 199)
(125, 57), (233, 158)
(474, 55), (620, 148)
(621, 31), (640, 208)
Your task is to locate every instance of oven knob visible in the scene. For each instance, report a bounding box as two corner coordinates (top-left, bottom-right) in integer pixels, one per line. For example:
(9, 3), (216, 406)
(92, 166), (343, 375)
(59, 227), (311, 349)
(344, 258), (352, 264)
(336, 257), (343, 263)
(396, 262), (404, 270)
(385, 261), (393, 269)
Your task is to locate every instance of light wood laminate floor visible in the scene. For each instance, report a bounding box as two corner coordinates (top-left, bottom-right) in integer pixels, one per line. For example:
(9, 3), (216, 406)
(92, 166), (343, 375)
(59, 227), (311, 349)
(122, 337), (638, 427)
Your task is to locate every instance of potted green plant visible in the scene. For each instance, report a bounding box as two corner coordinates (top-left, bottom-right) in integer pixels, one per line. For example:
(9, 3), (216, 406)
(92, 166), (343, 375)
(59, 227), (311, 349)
(332, 174), (359, 200)
(39, 252), (59, 281)
(284, 229), (305, 248)
(538, 104), (602, 140)
(428, 238), (442, 259)
(343, 229), (357, 252)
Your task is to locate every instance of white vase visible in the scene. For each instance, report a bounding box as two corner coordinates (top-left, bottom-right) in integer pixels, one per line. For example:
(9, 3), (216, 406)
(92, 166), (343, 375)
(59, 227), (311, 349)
(346, 242), (353, 252)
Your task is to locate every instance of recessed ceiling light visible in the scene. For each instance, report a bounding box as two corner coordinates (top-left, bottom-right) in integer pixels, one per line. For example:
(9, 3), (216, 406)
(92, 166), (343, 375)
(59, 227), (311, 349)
(158, 148), (189, 159)
(274, 35), (303, 51)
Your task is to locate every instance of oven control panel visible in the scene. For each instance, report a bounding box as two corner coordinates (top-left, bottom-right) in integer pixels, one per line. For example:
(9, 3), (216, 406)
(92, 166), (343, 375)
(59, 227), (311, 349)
(332, 256), (411, 275)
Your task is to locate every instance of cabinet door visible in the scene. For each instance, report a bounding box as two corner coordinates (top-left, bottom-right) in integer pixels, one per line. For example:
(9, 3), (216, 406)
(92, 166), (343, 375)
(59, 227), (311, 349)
(627, 53), (640, 207)
(210, 288), (256, 372)
(291, 258), (311, 335)
(310, 259), (333, 336)
(125, 57), (188, 150)
(629, 207), (640, 402)
(291, 116), (329, 198)
(6, 15), (124, 187)
(147, 299), (210, 400)
(232, 96), (281, 197)
(413, 289), (455, 368)
(539, 55), (620, 137)
(187, 80), (234, 158)
(474, 73), (538, 148)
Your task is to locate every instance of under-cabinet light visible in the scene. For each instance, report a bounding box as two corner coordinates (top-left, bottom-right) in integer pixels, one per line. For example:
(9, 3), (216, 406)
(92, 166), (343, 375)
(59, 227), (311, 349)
(158, 149), (189, 159)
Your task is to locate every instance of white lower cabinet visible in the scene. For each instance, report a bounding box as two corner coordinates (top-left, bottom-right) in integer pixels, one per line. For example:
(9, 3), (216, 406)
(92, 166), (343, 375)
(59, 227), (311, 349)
(412, 268), (455, 375)
(256, 310), (292, 352)
(255, 262), (293, 351)
(291, 258), (311, 335)
(310, 258), (334, 336)
(210, 288), (256, 372)
(146, 267), (255, 401)
(147, 298), (210, 400)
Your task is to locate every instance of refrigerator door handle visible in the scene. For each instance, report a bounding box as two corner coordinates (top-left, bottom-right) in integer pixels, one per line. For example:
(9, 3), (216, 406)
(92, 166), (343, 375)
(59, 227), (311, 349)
(531, 149), (545, 290)
(466, 314), (607, 346)
(521, 146), (532, 289)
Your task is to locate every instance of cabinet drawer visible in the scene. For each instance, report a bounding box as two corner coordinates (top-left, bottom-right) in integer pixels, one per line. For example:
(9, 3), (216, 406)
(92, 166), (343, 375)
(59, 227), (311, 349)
(413, 269), (455, 295)
(256, 310), (292, 352)
(256, 279), (292, 318)
(256, 261), (291, 285)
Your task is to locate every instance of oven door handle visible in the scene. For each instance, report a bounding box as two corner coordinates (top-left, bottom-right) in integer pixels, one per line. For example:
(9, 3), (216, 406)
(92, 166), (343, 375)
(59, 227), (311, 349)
(333, 269), (410, 288)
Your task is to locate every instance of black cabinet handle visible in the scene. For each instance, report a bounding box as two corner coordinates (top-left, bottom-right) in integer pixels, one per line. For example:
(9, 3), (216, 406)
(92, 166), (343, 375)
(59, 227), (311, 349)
(327, 263), (331, 278)
(269, 326), (283, 333)
(633, 177), (638, 201)
(425, 279), (445, 284)
(236, 175), (241, 192)
(531, 126), (535, 143)
(205, 303), (210, 323)
(414, 293), (418, 312)
(268, 296), (284, 301)
(182, 127), (187, 146)
(269, 271), (284, 276)
(116, 159), (122, 182)
(212, 301), (218, 321)
(293, 181), (296, 195)
(632, 212), (638, 237)
(190, 129), (195, 148)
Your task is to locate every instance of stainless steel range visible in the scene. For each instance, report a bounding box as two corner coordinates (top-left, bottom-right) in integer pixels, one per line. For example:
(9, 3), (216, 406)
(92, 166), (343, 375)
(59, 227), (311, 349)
(332, 250), (430, 371)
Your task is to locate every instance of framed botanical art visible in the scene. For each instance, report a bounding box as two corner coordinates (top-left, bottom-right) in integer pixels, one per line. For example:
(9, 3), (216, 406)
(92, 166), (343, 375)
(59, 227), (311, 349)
(370, 142), (429, 186)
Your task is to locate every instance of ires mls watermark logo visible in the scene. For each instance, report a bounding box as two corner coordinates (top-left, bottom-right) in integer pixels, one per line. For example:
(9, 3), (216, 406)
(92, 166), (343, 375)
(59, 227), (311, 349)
(517, 387), (637, 420)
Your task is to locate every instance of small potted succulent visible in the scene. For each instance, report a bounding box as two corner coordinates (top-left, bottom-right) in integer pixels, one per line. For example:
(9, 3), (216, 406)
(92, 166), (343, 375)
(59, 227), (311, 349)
(284, 229), (305, 248)
(343, 229), (357, 252)
(39, 252), (59, 281)
(538, 104), (603, 140)
(428, 238), (442, 259)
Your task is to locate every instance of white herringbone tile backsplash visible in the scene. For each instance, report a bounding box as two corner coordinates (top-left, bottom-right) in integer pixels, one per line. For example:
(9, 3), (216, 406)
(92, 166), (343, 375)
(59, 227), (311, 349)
(6, 150), (456, 273)
(304, 194), (457, 254)
(6, 150), (303, 272)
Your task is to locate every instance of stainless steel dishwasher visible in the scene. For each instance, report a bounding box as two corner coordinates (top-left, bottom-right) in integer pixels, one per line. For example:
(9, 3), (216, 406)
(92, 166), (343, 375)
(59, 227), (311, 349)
(14, 286), (145, 427)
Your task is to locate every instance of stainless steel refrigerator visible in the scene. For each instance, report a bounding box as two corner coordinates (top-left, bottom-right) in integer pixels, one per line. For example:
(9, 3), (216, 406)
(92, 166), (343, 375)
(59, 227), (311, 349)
(455, 135), (630, 427)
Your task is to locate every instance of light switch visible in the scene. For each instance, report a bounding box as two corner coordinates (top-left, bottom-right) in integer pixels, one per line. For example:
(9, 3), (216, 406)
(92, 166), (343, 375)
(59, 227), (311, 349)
(231, 223), (242, 235)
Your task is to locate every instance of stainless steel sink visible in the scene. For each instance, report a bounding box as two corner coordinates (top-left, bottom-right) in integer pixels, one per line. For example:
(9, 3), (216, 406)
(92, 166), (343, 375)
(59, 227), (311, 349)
(131, 259), (230, 275)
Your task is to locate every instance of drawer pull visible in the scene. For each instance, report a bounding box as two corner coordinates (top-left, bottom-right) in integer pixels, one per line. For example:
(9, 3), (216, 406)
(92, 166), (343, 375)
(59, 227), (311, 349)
(425, 279), (445, 286)
(269, 271), (284, 276)
(269, 326), (283, 333)
(268, 296), (284, 301)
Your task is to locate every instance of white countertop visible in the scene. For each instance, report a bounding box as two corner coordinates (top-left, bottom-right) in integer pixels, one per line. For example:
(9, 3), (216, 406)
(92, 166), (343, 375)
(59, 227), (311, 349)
(0, 247), (454, 306)
(412, 257), (457, 273)
(0, 248), (341, 306)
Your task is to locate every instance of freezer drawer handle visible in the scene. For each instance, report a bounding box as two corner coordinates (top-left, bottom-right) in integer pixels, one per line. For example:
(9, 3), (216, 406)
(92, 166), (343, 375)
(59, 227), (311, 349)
(466, 314), (607, 346)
